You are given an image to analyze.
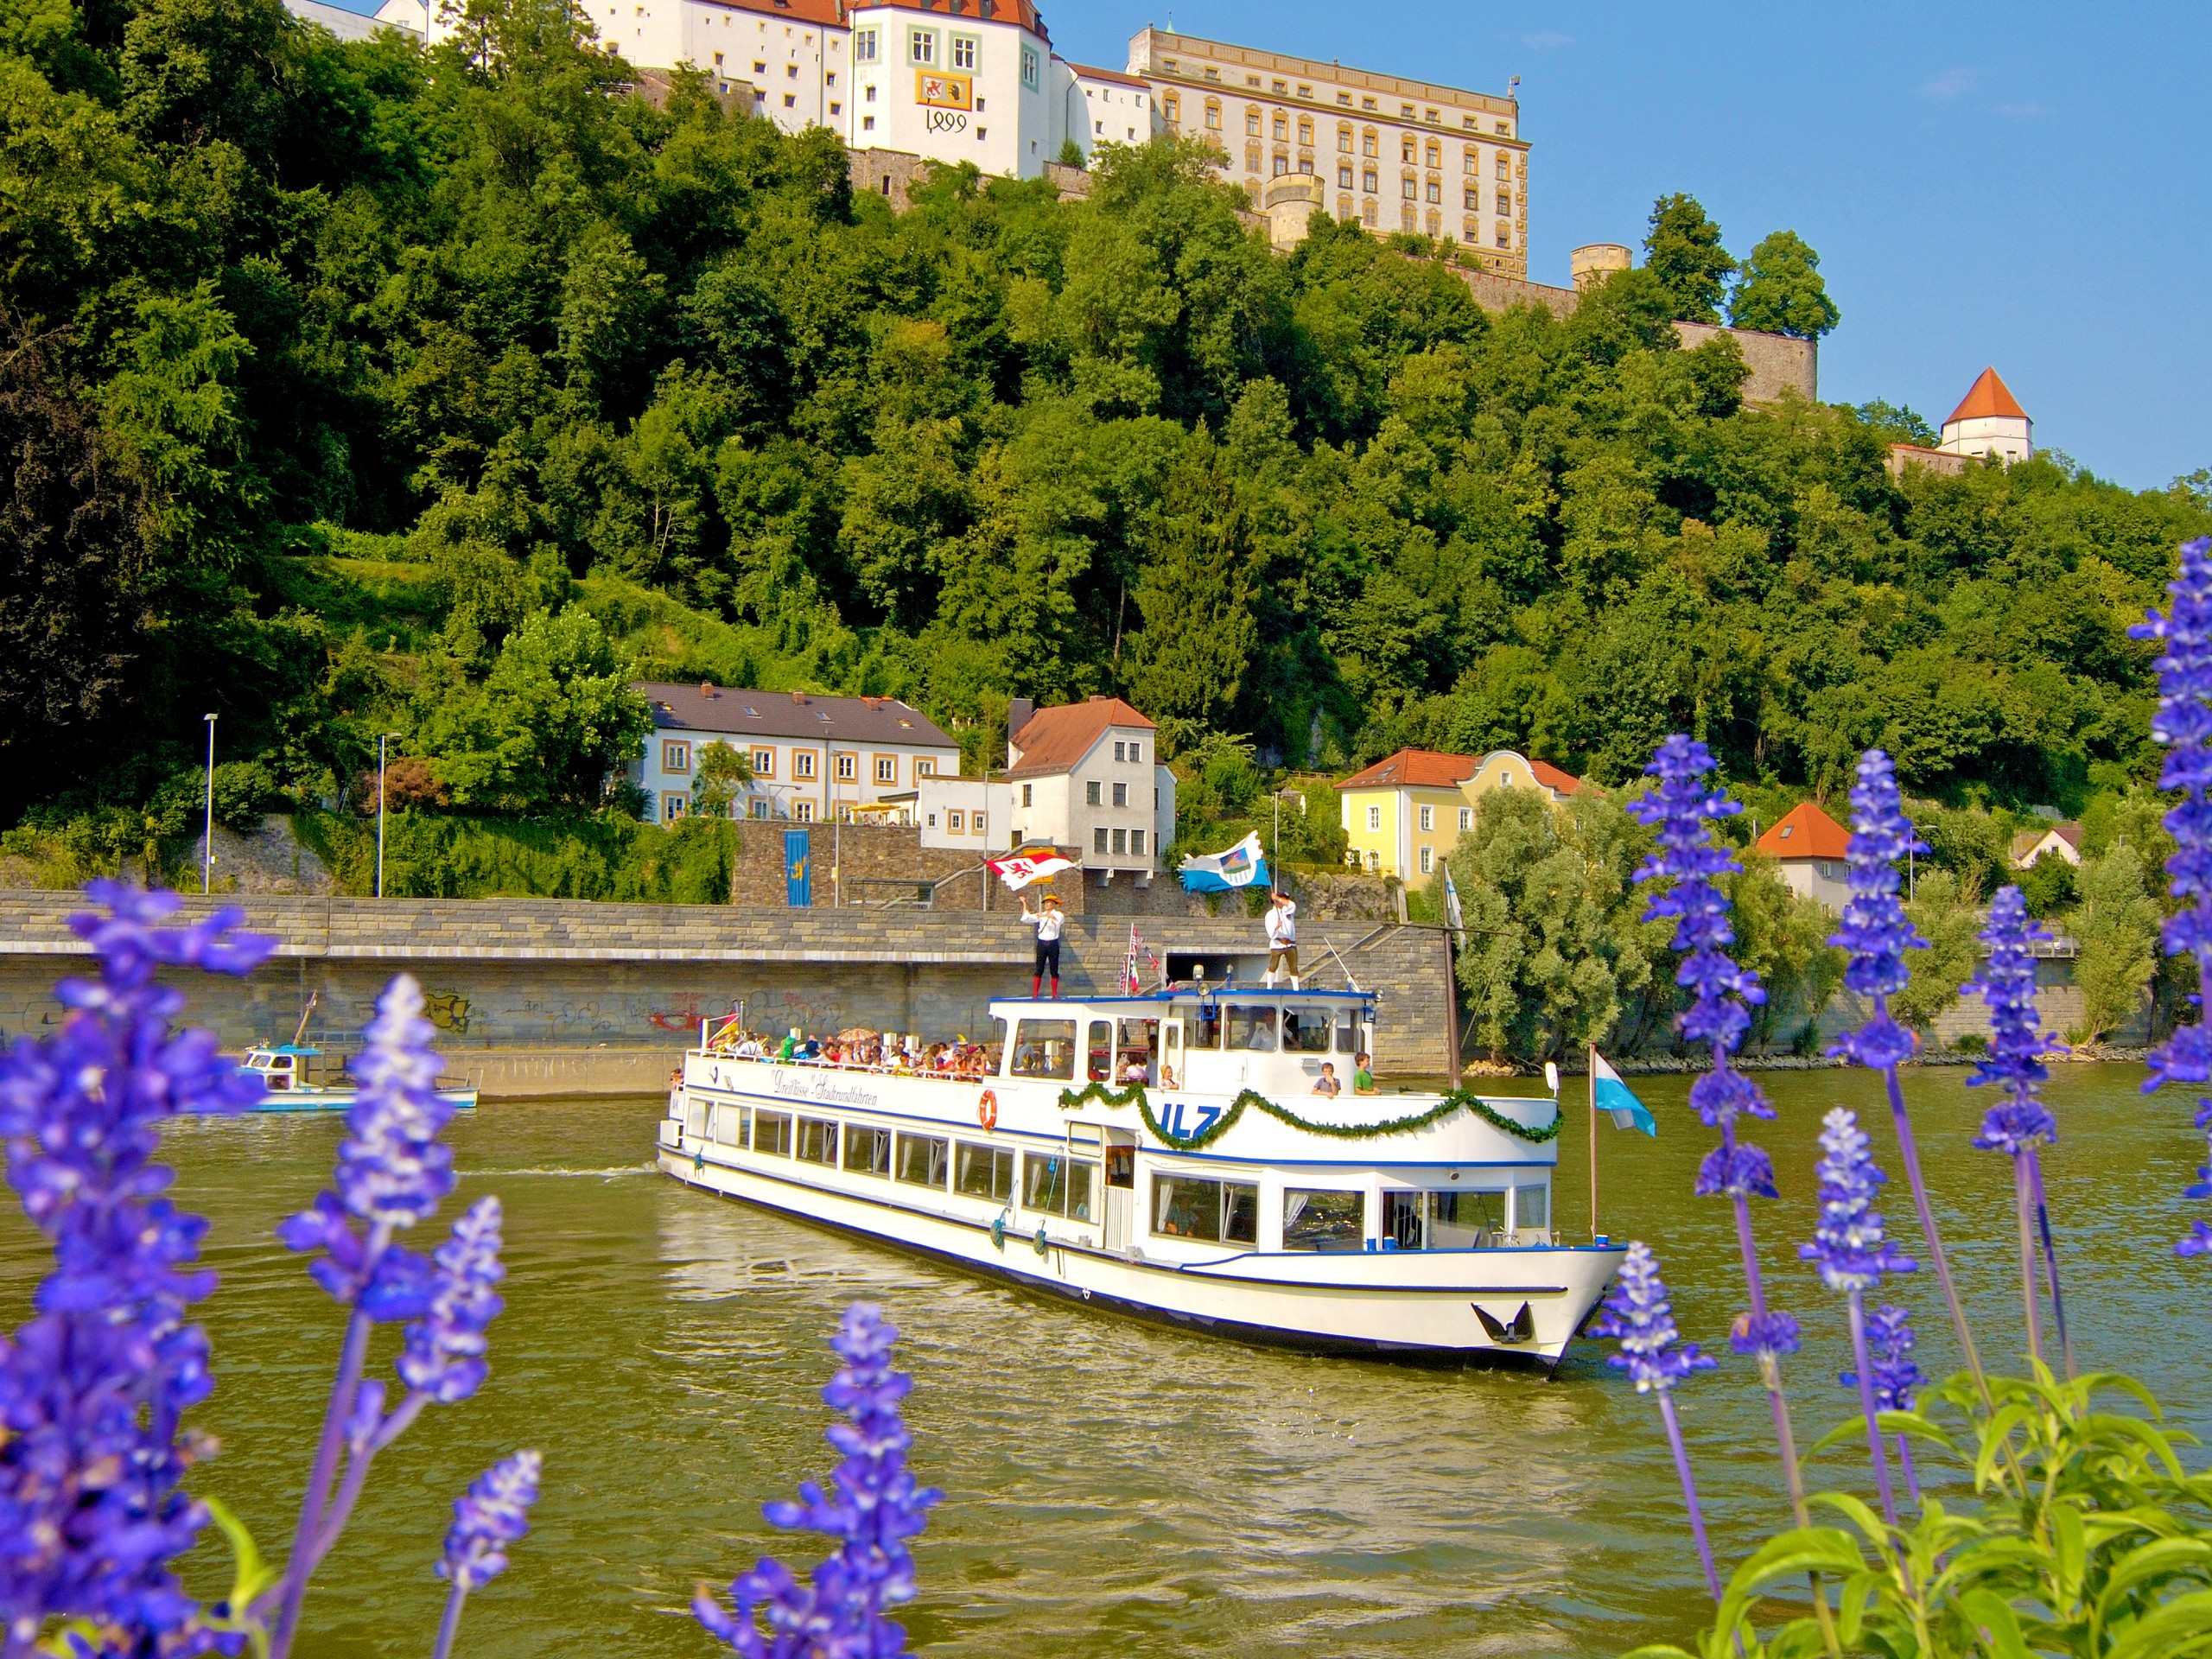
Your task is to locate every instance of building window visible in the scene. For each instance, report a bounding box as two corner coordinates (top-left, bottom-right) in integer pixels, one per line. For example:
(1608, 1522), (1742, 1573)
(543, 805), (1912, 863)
(1459, 807), (1473, 830)
(1362, 199), (1376, 226)
(662, 793), (687, 820)
(907, 28), (932, 64)
(950, 32), (976, 69)
(1111, 828), (1127, 855)
(750, 798), (770, 819)
(751, 747), (775, 776)
(662, 741), (690, 773)
(1463, 144), (1476, 171)
(1339, 163), (1352, 188)
(1245, 108), (1260, 136)
(1362, 168), (1376, 193)
(1113, 741), (1125, 761)
(1425, 140), (1440, 167)
(1361, 129), (1376, 156)
(1497, 191), (1511, 216)
(782, 93), (795, 107)
(711, 50), (722, 65)
(1112, 782), (1128, 807)
(1021, 784), (1033, 807)
(1131, 829), (1145, 855)
(915, 758), (935, 778)
(835, 752), (857, 781)
(1418, 804), (1433, 831)
(1164, 93), (1178, 121)
(1273, 153), (1288, 175)
(948, 810), (963, 832)
(1465, 185), (1478, 208)
(793, 751), (816, 780)
(1367, 805), (1381, 831)
(1427, 179), (1441, 203)
(1337, 124), (1351, 151)
(1093, 827), (1109, 854)
(1130, 743), (1143, 764)
(874, 756), (897, 784)
(1086, 780), (1102, 806)
(1020, 46), (1037, 88)
(1401, 176), (1416, 200)
(1269, 112), (1285, 140)
(1420, 846), (1433, 874)
(793, 800), (815, 823)
(1337, 193), (1353, 219)
(785, 63), (797, 77)
(1497, 154), (1510, 178)
(1401, 137), (1415, 162)
(1244, 144), (1259, 173)
(1297, 118), (1312, 144)
(1496, 225), (1510, 249)
(974, 812), (986, 836)
(854, 28), (875, 60)
(1204, 99), (1220, 129)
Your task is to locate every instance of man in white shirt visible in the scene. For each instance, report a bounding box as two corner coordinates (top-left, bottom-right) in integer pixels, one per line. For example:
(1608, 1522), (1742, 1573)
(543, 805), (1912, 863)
(1020, 892), (1065, 999)
(1264, 891), (1298, 988)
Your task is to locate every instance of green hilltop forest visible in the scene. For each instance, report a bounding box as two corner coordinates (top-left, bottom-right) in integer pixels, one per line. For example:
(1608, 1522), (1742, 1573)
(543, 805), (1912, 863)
(2, 0), (2209, 1002)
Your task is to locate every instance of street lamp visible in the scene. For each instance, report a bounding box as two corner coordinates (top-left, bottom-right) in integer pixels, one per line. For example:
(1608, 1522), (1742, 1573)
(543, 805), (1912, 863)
(201, 714), (217, 894)
(377, 733), (403, 899)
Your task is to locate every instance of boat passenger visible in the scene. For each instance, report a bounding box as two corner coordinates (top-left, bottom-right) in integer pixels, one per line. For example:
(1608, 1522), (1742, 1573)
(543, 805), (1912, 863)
(1263, 891), (1300, 989)
(1020, 892), (1065, 999)
(1119, 1054), (1149, 1085)
(1313, 1062), (1341, 1098)
(779, 1027), (801, 1061)
(1353, 1052), (1376, 1095)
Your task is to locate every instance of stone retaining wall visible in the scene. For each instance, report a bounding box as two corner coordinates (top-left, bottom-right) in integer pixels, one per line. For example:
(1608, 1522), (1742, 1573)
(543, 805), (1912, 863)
(0, 893), (1453, 1086)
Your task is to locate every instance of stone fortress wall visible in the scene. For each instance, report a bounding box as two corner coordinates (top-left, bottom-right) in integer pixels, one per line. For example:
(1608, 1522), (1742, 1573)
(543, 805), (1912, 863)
(0, 892), (1457, 1094)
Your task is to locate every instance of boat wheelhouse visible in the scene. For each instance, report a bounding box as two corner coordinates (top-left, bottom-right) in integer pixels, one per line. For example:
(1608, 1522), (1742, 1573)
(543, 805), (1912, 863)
(658, 988), (1624, 1365)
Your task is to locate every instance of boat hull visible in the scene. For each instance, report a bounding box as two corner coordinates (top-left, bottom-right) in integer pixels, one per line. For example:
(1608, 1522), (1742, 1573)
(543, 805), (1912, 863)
(194, 1088), (480, 1116)
(656, 1135), (1623, 1368)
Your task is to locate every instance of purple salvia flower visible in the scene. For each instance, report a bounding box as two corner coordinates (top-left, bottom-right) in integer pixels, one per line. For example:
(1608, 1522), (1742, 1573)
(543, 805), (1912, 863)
(1804, 1108), (1914, 1530)
(1966, 887), (2071, 1371)
(1843, 1304), (1926, 1506)
(430, 1450), (542, 1659)
(398, 1198), (506, 1405)
(1593, 1244), (1719, 1599)
(1802, 1109), (1916, 1294)
(1828, 749), (1926, 1071)
(1630, 734), (1812, 1535)
(0, 883), (272, 1651)
(696, 1303), (941, 1657)
(1830, 748), (1993, 1404)
(2133, 537), (2212, 1254)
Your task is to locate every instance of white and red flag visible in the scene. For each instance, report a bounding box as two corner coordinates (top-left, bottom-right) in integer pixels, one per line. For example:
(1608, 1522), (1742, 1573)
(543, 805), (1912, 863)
(989, 853), (1075, 891)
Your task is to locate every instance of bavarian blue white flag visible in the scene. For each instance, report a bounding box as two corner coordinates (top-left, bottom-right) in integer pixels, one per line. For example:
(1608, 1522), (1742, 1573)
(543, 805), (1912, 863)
(1593, 1050), (1656, 1136)
(1179, 831), (1269, 893)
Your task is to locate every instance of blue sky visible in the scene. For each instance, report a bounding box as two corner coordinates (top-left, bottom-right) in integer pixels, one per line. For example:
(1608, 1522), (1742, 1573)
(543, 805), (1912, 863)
(1046, 1), (2211, 491)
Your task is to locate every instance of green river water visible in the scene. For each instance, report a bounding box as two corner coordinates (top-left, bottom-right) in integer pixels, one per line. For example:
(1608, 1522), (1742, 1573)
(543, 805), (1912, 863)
(3, 1064), (2204, 1658)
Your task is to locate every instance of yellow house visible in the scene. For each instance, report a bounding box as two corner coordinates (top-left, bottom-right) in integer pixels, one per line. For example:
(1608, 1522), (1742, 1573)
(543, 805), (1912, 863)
(1335, 747), (1586, 879)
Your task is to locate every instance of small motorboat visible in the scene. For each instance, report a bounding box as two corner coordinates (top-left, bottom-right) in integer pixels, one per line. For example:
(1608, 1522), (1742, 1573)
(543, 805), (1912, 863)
(232, 1041), (480, 1114)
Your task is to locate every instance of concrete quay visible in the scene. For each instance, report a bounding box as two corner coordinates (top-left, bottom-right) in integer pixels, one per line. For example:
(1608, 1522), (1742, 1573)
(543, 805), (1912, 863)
(0, 893), (1453, 1095)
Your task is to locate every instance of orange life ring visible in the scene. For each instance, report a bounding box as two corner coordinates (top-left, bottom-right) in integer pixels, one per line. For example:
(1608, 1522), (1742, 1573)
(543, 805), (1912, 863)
(978, 1090), (999, 1132)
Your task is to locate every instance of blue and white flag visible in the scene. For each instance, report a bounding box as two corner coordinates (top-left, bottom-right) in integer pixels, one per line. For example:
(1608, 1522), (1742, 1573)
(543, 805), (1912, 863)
(1442, 864), (1465, 932)
(1179, 831), (1270, 893)
(1592, 1050), (1655, 1136)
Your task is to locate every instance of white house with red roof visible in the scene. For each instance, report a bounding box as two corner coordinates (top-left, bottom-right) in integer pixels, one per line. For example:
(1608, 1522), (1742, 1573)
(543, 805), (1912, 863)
(1004, 696), (1175, 879)
(1753, 801), (1853, 912)
(1937, 367), (2033, 464)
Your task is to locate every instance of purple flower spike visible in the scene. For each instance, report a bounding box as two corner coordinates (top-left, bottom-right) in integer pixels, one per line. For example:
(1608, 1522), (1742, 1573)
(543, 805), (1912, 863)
(1844, 1304), (1924, 1413)
(0, 885), (273, 1649)
(2135, 537), (2212, 1255)
(440, 1450), (541, 1592)
(1828, 752), (1928, 1070)
(1802, 1109), (1916, 1293)
(1594, 1242), (1713, 1393)
(398, 1198), (506, 1405)
(696, 1303), (941, 1657)
(1967, 888), (2061, 1155)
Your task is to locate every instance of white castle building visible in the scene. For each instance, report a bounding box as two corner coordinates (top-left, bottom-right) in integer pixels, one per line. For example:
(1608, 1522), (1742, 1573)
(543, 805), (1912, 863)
(1936, 366), (2033, 465)
(359, 0), (1519, 221)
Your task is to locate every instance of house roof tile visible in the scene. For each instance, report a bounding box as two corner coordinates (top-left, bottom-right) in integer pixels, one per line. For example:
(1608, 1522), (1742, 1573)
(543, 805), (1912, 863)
(1069, 60), (1150, 89)
(1005, 696), (1155, 779)
(1945, 366), (2029, 426)
(853, 0), (1046, 43)
(1754, 801), (1851, 861)
(1528, 759), (1583, 796)
(1335, 748), (1477, 791)
(634, 683), (957, 749)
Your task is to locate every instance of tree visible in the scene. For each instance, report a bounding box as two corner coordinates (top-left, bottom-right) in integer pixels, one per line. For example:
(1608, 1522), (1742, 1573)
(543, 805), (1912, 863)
(1642, 194), (1734, 324)
(1125, 440), (1259, 733)
(418, 609), (651, 812)
(1727, 230), (1840, 340)
(2069, 849), (2158, 1043)
(1445, 786), (1653, 1063)
(690, 740), (752, 817)
(1056, 138), (1083, 168)
(1891, 869), (1983, 1037)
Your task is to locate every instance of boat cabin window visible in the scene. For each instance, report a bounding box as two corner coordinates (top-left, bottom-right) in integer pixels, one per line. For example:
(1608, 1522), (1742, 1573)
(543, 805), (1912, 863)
(1116, 1020), (1158, 1084)
(1084, 1020), (1112, 1083)
(754, 1110), (793, 1157)
(896, 1132), (948, 1189)
(796, 1117), (839, 1166)
(955, 1141), (1014, 1203)
(1512, 1182), (1549, 1234)
(1382, 1188), (1505, 1250)
(1228, 1006), (1278, 1052)
(844, 1125), (892, 1176)
(1104, 1145), (1136, 1189)
(685, 1097), (710, 1140)
(1188, 1002), (1223, 1049)
(1010, 1020), (1077, 1081)
(711, 1103), (750, 1148)
(1282, 1188), (1366, 1252)
(1337, 1012), (1361, 1053)
(1281, 1006), (1333, 1052)
(1151, 1176), (1259, 1244)
(1022, 1154), (1096, 1221)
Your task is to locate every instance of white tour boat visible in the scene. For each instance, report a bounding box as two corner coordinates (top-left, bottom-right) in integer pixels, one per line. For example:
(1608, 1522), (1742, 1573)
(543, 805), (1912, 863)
(657, 988), (1625, 1366)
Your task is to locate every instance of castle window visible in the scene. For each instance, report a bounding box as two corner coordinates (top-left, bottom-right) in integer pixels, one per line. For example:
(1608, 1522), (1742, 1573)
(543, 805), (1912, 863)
(906, 27), (933, 64)
(950, 33), (976, 69)
(1244, 143), (1259, 172)
(1494, 120), (1509, 134)
(1245, 107), (1260, 135)
(1400, 103), (1414, 118)
(1337, 193), (1353, 219)
(1426, 208), (1441, 236)
(1495, 225), (1510, 248)
(1360, 95), (1376, 110)
(1425, 140), (1440, 167)
(1270, 78), (1286, 93)
(1164, 93), (1178, 121)
(1400, 136), (1415, 162)
(1271, 112), (1286, 139)
(1362, 198), (1376, 226)
(1337, 124), (1351, 151)
(1361, 168), (1376, 193)
(1361, 128), (1376, 156)
(1337, 91), (1351, 105)
(1020, 46), (1037, 87)
(1497, 191), (1510, 216)
(1463, 144), (1476, 171)
(1401, 175), (1416, 200)
(1464, 184), (1477, 208)
(1402, 202), (1416, 231)
(1204, 99), (1219, 129)
(1296, 117), (1312, 143)
(1496, 155), (1510, 179)
(1426, 179), (1440, 203)
(1462, 114), (1477, 129)
(1462, 215), (1477, 240)
(1338, 162), (1351, 188)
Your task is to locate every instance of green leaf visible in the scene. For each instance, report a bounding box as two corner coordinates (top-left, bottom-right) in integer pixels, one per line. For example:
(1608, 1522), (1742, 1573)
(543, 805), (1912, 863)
(1957, 1588), (2033, 1659)
(2105, 1588), (2212, 1659)
(200, 1494), (279, 1613)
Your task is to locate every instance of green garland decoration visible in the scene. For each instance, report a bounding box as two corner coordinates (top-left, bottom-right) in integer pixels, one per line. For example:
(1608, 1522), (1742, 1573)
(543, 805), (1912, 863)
(1053, 1079), (1561, 1152)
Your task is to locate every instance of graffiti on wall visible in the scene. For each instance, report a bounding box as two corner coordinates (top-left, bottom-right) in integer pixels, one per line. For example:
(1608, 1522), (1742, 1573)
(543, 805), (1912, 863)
(423, 990), (472, 1034)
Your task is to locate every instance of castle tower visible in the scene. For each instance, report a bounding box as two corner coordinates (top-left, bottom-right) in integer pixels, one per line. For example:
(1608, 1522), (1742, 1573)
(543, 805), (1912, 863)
(1937, 367), (2033, 465)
